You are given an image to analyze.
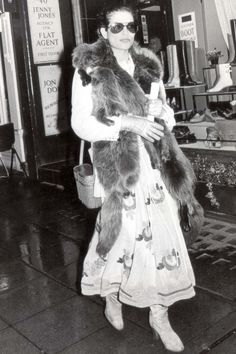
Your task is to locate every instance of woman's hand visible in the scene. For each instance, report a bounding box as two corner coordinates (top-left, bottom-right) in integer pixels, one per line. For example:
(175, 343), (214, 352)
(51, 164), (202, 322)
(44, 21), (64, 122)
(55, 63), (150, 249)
(120, 114), (164, 142)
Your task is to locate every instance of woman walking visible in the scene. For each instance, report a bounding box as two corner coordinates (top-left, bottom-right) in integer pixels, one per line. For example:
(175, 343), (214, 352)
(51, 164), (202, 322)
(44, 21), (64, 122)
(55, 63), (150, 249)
(71, 3), (198, 352)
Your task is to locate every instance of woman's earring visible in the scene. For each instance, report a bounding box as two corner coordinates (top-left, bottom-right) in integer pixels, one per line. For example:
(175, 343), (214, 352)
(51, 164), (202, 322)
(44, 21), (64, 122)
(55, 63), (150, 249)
(100, 27), (108, 39)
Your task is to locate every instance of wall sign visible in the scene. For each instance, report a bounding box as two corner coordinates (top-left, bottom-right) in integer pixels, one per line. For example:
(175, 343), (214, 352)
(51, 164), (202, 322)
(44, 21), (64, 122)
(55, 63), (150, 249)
(38, 65), (69, 136)
(178, 12), (198, 47)
(27, 0), (64, 64)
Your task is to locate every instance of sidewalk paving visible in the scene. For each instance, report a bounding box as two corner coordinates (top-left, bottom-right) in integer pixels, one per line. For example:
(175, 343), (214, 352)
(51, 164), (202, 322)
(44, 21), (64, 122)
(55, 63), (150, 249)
(0, 177), (235, 353)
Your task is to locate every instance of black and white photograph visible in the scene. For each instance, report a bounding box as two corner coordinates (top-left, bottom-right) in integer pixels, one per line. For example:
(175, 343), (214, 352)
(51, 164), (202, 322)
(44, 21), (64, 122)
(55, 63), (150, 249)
(0, 0), (235, 353)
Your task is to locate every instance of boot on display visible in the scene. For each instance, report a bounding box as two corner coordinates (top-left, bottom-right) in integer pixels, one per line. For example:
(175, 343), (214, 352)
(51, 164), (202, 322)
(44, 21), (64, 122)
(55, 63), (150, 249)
(158, 50), (169, 84)
(208, 63), (233, 92)
(226, 33), (235, 64)
(165, 44), (180, 88)
(230, 19), (236, 65)
(185, 40), (202, 84)
(175, 40), (196, 86)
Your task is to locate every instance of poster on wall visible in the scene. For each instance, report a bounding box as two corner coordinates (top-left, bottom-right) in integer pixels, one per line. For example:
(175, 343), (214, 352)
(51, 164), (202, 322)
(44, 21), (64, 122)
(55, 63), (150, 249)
(178, 12), (198, 47)
(38, 65), (69, 136)
(27, 0), (64, 64)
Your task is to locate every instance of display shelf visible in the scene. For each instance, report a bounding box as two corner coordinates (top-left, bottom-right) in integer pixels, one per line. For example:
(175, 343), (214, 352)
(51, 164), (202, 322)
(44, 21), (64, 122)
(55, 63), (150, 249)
(174, 109), (192, 116)
(193, 91), (236, 111)
(170, 85), (236, 152)
(165, 84), (206, 121)
(179, 141), (236, 152)
(165, 86), (186, 115)
(176, 121), (215, 140)
(174, 79), (236, 217)
(176, 120), (236, 151)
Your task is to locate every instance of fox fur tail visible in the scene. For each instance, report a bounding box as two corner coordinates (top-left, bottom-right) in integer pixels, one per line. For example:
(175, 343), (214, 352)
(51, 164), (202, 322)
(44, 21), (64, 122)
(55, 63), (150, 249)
(96, 190), (123, 257)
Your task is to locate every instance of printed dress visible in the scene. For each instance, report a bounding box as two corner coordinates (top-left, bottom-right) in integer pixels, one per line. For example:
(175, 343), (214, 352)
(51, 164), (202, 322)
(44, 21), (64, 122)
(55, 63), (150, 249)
(81, 138), (196, 308)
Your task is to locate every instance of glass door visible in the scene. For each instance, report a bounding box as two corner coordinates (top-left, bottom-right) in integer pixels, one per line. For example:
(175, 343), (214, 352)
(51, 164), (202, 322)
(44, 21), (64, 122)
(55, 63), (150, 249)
(0, 11), (26, 166)
(0, 14), (9, 125)
(137, 0), (174, 50)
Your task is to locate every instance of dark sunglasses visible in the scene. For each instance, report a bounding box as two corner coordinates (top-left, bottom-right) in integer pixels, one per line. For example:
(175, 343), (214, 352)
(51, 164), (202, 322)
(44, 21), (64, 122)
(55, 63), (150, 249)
(108, 22), (137, 34)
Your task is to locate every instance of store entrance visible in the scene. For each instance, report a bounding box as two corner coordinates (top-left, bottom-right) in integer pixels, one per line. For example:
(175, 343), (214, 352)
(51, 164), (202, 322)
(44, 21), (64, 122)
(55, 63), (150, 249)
(0, 12), (26, 170)
(0, 16), (9, 125)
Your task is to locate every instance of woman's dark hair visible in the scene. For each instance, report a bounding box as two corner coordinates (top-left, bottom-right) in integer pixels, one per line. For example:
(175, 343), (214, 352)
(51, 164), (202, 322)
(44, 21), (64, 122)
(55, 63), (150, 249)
(96, 1), (137, 30)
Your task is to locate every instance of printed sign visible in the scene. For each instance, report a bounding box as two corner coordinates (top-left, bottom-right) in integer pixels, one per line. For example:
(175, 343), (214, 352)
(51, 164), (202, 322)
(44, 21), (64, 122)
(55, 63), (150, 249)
(178, 12), (198, 47)
(38, 65), (69, 136)
(27, 0), (64, 64)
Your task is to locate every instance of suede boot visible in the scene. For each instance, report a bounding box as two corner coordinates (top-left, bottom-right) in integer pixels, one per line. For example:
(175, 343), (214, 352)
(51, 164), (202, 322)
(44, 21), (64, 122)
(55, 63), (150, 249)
(105, 293), (124, 330)
(149, 304), (184, 352)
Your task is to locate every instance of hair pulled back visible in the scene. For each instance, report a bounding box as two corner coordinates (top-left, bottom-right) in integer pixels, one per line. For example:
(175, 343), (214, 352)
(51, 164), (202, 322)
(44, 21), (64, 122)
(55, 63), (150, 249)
(96, 1), (137, 31)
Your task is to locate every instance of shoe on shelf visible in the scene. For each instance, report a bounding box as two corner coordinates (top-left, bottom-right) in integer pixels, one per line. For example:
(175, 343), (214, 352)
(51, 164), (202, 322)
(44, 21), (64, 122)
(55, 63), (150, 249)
(173, 126), (190, 139)
(104, 293), (124, 331)
(189, 110), (205, 123)
(186, 110), (196, 120)
(149, 304), (184, 352)
(189, 108), (225, 123)
(204, 108), (224, 122)
(178, 133), (197, 144)
(172, 126), (197, 144)
(216, 108), (236, 120)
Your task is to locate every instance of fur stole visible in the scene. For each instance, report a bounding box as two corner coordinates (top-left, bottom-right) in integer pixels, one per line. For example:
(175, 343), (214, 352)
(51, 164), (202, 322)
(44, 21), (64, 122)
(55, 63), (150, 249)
(72, 38), (204, 256)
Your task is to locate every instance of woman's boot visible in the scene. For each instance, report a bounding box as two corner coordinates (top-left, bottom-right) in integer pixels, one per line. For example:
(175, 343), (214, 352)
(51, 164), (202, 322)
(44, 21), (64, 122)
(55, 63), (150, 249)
(105, 293), (124, 330)
(149, 304), (184, 352)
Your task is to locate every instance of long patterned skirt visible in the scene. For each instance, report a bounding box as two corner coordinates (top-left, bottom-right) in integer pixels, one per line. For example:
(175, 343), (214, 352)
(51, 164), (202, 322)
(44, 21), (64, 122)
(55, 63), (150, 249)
(81, 139), (195, 308)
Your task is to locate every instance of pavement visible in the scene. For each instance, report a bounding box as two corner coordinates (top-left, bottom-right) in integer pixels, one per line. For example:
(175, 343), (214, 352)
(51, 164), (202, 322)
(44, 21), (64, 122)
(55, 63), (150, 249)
(0, 176), (235, 354)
